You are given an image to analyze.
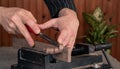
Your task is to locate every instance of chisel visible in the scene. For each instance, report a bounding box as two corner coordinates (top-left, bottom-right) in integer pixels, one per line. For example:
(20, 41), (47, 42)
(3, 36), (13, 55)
(25, 24), (59, 47)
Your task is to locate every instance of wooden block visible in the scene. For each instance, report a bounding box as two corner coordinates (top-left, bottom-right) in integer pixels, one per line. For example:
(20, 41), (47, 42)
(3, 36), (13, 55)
(54, 47), (72, 62)
(33, 41), (72, 62)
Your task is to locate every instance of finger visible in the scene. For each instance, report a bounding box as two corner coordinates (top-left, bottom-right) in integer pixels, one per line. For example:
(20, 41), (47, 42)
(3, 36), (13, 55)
(2, 22), (16, 34)
(19, 12), (40, 34)
(39, 18), (57, 30)
(57, 30), (68, 45)
(62, 34), (71, 47)
(11, 15), (34, 47)
(7, 22), (19, 34)
(8, 22), (16, 30)
(67, 38), (75, 50)
(58, 44), (64, 52)
(58, 30), (70, 51)
(6, 28), (16, 34)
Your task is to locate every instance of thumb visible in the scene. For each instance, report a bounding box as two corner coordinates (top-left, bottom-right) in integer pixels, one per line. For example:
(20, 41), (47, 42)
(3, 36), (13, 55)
(39, 19), (57, 30)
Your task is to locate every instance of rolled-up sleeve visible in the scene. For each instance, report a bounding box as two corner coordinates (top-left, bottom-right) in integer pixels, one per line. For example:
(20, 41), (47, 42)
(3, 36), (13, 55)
(44, 0), (76, 18)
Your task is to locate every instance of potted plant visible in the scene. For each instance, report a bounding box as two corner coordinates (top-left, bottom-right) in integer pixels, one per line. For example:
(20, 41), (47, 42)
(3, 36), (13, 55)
(82, 7), (118, 51)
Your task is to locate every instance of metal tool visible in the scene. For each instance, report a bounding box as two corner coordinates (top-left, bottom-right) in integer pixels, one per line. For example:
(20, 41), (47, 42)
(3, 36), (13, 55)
(25, 24), (59, 47)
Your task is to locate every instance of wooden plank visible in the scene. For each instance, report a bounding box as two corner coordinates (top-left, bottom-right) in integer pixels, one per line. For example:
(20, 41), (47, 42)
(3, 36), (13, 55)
(16, 0), (24, 8)
(74, 0), (86, 43)
(0, 0), (1, 46)
(30, 0), (37, 19)
(117, 0), (120, 61)
(85, 0), (102, 12)
(103, 0), (114, 20)
(108, 0), (119, 58)
(23, 0), (30, 10)
(36, 0), (43, 24)
(0, 0), (9, 7)
(0, 26), (2, 46)
(9, 0), (16, 7)
(115, 0), (120, 61)
(1, 0), (12, 46)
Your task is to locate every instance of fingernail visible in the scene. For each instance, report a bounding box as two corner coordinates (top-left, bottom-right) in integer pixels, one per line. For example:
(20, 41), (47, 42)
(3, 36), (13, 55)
(58, 39), (63, 44)
(32, 45), (35, 48)
(35, 29), (40, 34)
(29, 40), (35, 47)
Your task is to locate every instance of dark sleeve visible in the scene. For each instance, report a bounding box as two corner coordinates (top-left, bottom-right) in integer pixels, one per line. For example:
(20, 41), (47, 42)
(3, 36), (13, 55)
(44, 0), (76, 18)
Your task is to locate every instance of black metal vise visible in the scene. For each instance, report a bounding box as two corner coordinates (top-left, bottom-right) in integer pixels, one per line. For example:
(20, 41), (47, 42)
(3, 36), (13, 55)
(11, 43), (112, 69)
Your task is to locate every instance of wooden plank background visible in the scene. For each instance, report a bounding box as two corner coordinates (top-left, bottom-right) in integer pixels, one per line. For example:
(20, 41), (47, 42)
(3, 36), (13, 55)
(0, 0), (12, 46)
(0, 0), (120, 61)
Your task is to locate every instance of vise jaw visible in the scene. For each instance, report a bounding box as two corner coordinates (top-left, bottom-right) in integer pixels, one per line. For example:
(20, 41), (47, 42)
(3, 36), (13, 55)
(11, 43), (104, 69)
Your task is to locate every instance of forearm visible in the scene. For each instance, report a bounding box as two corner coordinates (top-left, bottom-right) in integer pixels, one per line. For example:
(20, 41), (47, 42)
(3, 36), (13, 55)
(44, 0), (76, 18)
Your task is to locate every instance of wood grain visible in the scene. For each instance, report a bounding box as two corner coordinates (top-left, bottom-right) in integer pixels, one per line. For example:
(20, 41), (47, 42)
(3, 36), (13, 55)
(0, 0), (12, 46)
(0, 0), (120, 61)
(0, 26), (2, 46)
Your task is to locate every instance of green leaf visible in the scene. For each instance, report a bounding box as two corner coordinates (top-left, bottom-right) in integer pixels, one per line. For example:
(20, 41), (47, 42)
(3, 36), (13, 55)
(99, 21), (106, 29)
(93, 7), (103, 22)
(109, 34), (117, 38)
(83, 7), (118, 44)
(82, 13), (99, 29)
(100, 25), (108, 35)
(86, 37), (92, 44)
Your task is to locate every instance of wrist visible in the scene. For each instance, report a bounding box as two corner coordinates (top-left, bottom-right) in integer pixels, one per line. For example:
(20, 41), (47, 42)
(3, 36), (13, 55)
(58, 8), (77, 17)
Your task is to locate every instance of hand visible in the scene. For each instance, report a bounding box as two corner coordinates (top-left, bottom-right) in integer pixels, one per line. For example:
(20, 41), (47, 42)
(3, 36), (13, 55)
(39, 8), (79, 52)
(0, 7), (40, 46)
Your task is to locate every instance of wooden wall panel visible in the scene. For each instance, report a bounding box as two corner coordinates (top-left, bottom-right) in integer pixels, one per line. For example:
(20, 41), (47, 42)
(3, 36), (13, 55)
(74, 0), (86, 42)
(110, 0), (120, 61)
(0, 0), (120, 61)
(0, 0), (12, 46)
(0, 0), (2, 46)
(9, 0), (16, 7)
(117, 0), (120, 60)
(0, 26), (2, 46)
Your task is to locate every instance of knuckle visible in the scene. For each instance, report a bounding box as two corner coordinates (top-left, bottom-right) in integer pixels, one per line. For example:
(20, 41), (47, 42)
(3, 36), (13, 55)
(7, 29), (13, 34)
(17, 9), (25, 14)
(9, 23), (15, 29)
(27, 11), (33, 15)
(25, 19), (30, 23)
(25, 10), (33, 16)
(10, 15), (18, 21)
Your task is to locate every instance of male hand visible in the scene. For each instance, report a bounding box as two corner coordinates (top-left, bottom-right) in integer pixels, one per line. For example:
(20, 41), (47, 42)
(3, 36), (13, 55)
(39, 8), (79, 53)
(0, 7), (40, 46)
